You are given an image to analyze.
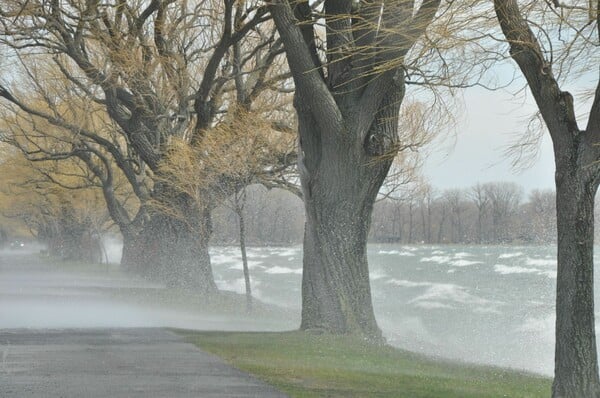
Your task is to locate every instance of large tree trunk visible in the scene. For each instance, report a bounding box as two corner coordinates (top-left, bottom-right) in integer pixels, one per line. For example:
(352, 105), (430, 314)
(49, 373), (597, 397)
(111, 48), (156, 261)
(120, 190), (217, 294)
(300, 145), (387, 340)
(145, 205), (217, 293)
(491, 0), (600, 392)
(298, 85), (401, 339)
(120, 230), (144, 273)
(477, 210), (483, 244)
(269, 0), (437, 341)
(552, 164), (600, 397)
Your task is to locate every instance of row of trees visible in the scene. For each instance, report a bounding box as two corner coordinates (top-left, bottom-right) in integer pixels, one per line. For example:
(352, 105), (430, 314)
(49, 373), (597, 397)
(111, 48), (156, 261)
(0, 0), (301, 292)
(0, 150), (108, 261)
(371, 183), (557, 244)
(211, 182), (558, 245)
(0, 0), (599, 395)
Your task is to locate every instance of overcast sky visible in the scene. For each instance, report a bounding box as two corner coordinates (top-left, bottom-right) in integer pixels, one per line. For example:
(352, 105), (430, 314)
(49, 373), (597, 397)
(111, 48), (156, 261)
(422, 86), (556, 193)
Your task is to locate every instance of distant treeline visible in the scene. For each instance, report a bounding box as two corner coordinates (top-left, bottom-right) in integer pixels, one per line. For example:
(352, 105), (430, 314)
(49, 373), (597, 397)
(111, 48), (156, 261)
(212, 182), (598, 246)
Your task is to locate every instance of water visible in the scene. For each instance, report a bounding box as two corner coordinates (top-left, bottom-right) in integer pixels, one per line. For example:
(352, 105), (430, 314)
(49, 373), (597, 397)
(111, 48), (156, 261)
(211, 244), (567, 376)
(0, 243), (583, 376)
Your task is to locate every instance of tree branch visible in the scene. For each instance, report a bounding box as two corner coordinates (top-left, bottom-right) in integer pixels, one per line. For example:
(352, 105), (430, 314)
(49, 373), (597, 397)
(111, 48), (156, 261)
(269, 0), (343, 134)
(493, 0), (577, 150)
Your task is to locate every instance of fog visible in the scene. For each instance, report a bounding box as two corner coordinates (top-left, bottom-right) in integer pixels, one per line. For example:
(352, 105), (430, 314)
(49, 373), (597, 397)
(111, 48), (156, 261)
(0, 242), (580, 376)
(0, 248), (297, 333)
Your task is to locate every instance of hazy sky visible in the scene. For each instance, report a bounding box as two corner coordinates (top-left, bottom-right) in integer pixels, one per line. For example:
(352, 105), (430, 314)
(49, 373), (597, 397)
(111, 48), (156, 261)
(422, 86), (555, 193)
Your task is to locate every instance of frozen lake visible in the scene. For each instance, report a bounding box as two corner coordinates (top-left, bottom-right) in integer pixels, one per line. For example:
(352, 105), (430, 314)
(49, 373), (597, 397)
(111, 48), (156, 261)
(0, 244), (586, 376)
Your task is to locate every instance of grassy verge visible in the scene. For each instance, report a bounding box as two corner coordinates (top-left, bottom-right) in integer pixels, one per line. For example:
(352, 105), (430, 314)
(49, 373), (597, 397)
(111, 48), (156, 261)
(179, 330), (551, 398)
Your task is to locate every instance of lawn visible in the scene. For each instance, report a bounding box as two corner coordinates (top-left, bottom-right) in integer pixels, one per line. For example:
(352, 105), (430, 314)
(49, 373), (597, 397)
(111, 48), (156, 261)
(179, 330), (551, 398)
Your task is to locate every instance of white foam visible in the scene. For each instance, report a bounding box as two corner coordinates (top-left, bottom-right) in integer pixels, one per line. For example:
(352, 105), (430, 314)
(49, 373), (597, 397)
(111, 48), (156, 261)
(243, 251), (270, 259)
(494, 264), (556, 279)
(498, 252), (524, 259)
(210, 254), (238, 265)
(398, 251), (417, 256)
(453, 252), (472, 258)
(228, 261), (265, 271)
(379, 250), (416, 256)
(387, 279), (431, 288)
(420, 256), (480, 267)
(263, 266), (302, 275)
(420, 256), (451, 264)
(494, 264), (538, 275)
(449, 259), (482, 267)
(408, 283), (502, 314)
(274, 248), (301, 257)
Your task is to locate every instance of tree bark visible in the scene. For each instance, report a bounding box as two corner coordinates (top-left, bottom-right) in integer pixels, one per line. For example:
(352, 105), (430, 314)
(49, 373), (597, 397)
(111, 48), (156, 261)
(408, 202), (414, 244)
(121, 189), (217, 294)
(235, 190), (253, 312)
(297, 84), (402, 339)
(552, 161), (600, 397)
(437, 207), (446, 243)
(239, 207), (252, 312)
(477, 210), (484, 244)
(492, 0), (600, 391)
(300, 143), (387, 340)
(120, 231), (144, 273)
(145, 206), (217, 293)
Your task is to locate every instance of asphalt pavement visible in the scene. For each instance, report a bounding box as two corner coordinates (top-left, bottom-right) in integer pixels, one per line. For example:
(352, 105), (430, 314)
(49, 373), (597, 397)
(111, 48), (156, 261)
(0, 327), (288, 397)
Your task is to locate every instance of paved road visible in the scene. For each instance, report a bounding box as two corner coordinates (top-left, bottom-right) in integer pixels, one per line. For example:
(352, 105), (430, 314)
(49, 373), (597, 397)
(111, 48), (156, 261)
(0, 251), (288, 397)
(0, 327), (288, 397)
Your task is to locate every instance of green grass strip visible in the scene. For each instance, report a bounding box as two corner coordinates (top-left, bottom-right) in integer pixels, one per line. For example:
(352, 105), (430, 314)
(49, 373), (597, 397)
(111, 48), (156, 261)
(179, 330), (551, 398)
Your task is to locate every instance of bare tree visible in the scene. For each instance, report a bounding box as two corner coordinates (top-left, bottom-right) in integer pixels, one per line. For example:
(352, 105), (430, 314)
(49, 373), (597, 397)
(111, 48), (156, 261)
(442, 188), (469, 243)
(526, 189), (556, 243)
(484, 182), (522, 243)
(493, 0), (600, 395)
(233, 188), (252, 313)
(470, 183), (489, 244)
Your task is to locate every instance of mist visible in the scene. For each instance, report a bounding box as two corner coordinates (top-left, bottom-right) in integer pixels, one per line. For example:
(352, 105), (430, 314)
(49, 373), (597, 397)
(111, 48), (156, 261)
(0, 240), (575, 376)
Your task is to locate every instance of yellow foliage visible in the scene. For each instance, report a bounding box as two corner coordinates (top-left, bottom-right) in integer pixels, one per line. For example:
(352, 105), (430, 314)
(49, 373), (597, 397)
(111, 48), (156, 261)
(154, 108), (296, 217)
(0, 149), (109, 236)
